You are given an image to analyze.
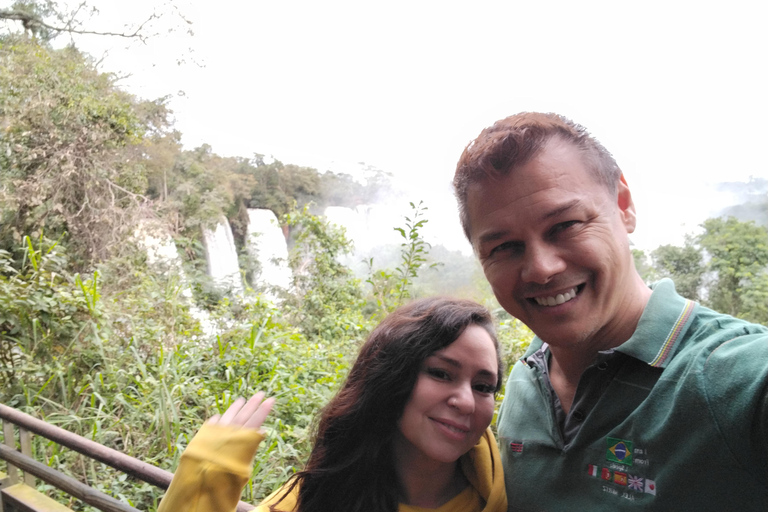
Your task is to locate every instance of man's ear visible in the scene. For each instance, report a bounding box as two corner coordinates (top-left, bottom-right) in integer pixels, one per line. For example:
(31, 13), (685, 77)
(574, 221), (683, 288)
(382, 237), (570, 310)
(617, 174), (637, 234)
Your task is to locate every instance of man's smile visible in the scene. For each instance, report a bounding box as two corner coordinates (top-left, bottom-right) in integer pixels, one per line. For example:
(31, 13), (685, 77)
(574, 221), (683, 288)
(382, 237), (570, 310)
(530, 285), (582, 307)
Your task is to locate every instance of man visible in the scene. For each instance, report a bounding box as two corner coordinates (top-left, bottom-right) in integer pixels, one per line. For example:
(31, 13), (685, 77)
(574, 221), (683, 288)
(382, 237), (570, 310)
(453, 112), (768, 510)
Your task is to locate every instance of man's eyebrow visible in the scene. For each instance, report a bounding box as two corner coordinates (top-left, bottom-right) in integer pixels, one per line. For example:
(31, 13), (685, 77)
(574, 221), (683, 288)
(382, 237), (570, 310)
(540, 199), (581, 222)
(477, 230), (509, 247)
(432, 354), (497, 379)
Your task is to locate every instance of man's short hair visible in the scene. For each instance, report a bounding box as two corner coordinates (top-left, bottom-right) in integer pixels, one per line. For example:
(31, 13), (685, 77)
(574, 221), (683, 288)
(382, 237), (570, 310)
(453, 112), (622, 241)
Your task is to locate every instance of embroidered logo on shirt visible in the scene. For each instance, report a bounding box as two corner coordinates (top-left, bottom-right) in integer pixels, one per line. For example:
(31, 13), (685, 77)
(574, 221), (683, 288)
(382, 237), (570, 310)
(613, 471), (628, 486)
(601, 468), (612, 481)
(606, 437), (633, 466)
(509, 441), (524, 453)
(627, 475), (644, 491)
(644, 479), (657, 495)
(587, 464), (599, 477)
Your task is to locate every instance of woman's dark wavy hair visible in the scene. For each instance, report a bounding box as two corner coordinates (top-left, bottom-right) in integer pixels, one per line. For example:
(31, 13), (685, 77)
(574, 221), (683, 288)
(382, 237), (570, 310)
(270, 296), (501, 512)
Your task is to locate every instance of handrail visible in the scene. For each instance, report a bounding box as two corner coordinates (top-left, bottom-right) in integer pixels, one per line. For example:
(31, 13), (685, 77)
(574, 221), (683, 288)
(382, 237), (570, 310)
(0, 403), (173, 489)
(0, 444), (140, 512)
(0, 404), (255, 511)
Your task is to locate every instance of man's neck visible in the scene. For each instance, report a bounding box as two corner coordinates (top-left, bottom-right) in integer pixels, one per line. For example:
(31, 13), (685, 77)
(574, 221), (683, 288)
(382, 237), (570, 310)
(547, 276), (652, 413)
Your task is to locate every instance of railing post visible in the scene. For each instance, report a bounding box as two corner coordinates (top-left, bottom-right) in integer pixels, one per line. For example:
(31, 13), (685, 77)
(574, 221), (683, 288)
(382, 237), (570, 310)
(19, 428), (34, 487)
(1, 421), (18, 485)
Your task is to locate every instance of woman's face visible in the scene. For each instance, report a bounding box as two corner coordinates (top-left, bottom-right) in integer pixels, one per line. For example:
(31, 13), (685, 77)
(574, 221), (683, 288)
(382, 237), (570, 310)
(394, 325), (498, 468)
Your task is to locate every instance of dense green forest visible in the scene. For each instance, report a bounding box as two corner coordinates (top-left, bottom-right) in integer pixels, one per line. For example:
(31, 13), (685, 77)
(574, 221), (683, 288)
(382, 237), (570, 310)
(1, 10), (767, 511)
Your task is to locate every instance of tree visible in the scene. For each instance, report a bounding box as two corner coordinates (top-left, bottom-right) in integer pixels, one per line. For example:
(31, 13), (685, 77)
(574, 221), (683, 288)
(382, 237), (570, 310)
(0, 35), (155, 266)
(0, 0), (179, 42)
(698, 216), (768, 323)
(650, 238), (704, 301)
(632, 248), (655, 283)
(282, 206), (366, 343)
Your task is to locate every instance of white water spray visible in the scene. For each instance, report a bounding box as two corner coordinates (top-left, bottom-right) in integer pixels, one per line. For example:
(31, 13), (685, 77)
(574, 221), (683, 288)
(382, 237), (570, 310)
(202, 217), (244, 295)
(246, 209), (291, 299)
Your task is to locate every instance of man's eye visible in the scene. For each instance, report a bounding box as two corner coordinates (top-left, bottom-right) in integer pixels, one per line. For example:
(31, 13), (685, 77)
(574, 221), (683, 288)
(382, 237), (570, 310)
(552, 220), (579, 234)
(489, 241), (523, 257)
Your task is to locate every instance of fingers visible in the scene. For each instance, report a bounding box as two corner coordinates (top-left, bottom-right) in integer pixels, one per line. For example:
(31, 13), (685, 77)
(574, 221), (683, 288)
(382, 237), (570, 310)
(208, 392), (275, 430)
(241, 396), (275, 429)
(218, 396), (248, 425)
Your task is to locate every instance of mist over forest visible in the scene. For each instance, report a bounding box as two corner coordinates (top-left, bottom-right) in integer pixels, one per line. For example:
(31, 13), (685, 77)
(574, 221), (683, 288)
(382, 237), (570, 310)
(1, 3), (767, 510)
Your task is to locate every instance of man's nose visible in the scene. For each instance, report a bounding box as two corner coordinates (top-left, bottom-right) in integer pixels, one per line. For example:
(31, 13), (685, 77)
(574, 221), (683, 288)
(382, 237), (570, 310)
(520, 243), (566, 284)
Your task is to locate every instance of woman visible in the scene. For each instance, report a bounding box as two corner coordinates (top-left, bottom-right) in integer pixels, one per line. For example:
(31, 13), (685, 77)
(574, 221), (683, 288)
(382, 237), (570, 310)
(158, 297), (507, 512)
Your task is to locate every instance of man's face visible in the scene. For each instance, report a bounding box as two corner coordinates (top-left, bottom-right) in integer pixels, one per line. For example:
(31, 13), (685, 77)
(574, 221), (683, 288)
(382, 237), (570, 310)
(466, 139), (640, 351)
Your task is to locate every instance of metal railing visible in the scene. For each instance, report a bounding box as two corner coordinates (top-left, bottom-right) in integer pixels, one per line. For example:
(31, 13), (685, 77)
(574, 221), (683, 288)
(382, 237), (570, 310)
(0, 404), (254, 512)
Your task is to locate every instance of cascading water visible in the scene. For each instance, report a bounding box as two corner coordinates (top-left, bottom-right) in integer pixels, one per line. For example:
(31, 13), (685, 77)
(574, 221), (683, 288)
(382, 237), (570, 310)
(136, 223), (215, 337)
(246, 209), (291, 299)
(202, 217), (244, 295)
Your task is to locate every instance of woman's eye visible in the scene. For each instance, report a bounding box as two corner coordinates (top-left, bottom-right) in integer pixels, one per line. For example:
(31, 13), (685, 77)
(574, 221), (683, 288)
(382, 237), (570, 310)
(473, 383), (496, 394)
(427, 368), (450, 380)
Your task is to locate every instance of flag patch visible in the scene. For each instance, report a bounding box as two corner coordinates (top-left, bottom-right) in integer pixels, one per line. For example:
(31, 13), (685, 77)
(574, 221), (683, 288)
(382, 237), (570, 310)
(613, 472), (628, 486)
(644, 478), (657, 495)
(628, 475), (644, 491)
(606, 437), (633, 466)
(601, 468), (612, 481)
(587, 464), (598, 477)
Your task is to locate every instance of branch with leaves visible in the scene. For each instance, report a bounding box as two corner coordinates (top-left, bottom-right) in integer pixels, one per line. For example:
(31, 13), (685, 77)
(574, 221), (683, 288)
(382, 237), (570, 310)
(0, 7), (156, 40)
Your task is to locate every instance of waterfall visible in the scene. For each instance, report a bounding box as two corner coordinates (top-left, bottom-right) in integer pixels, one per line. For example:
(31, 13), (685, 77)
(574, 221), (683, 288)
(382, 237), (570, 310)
(202, 217), (244, 295)
(246, 209), (291, 299)
(136, 223), (215, 337)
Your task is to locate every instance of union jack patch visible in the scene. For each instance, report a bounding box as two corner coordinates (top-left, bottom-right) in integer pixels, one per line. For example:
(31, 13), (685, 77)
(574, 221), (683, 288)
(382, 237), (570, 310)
(628, 475), (644, 492)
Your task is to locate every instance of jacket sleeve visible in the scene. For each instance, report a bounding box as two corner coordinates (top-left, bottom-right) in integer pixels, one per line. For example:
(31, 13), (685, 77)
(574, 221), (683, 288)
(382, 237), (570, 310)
(158, 424), (265, 512)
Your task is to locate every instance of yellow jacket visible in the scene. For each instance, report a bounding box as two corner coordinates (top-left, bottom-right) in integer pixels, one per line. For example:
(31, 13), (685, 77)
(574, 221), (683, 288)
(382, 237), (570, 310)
(158, 424), (507, 512)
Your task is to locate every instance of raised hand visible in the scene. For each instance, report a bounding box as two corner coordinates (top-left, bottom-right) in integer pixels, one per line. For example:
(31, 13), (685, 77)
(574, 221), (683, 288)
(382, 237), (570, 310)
(207, 391), (275, 430)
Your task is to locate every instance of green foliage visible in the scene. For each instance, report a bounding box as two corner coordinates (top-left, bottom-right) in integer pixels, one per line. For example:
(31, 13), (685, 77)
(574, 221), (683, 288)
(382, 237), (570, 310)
(0, 35), (152, 265)
(640, 216), (768, 324)
(650, 238), (704, 301)
(495, 314), (535, 370)
(632, 248), (655, 283)
(698, 216), (768, 323)
(247, 157), (322, 219)
(154, 145), (254, 239)
(282, 205), (368, 344)
(0, 234), (100, 389)
(366, 201), (438, 316)
(1, 1), (60, 40)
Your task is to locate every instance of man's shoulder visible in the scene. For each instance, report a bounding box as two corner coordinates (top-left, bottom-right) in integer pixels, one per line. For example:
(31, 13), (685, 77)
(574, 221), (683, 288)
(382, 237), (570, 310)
(674, 304), (768, 414)
(684, 303), (768, 349)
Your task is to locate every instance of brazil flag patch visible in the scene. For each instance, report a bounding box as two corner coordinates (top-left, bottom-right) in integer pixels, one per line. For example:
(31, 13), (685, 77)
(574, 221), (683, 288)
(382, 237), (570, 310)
(606, 437), (633, 466)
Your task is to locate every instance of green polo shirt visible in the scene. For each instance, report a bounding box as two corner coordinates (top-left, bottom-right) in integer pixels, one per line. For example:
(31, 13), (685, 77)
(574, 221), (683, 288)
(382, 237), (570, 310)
(497, 279), (768, 511)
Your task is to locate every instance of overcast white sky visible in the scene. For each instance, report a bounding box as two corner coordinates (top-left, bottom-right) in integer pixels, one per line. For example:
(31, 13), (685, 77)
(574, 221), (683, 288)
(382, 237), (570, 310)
(35, 0), (768, 254)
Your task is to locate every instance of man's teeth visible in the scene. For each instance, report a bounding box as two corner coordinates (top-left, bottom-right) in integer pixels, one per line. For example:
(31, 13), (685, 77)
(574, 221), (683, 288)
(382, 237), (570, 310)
(534, 287), (578, 307)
